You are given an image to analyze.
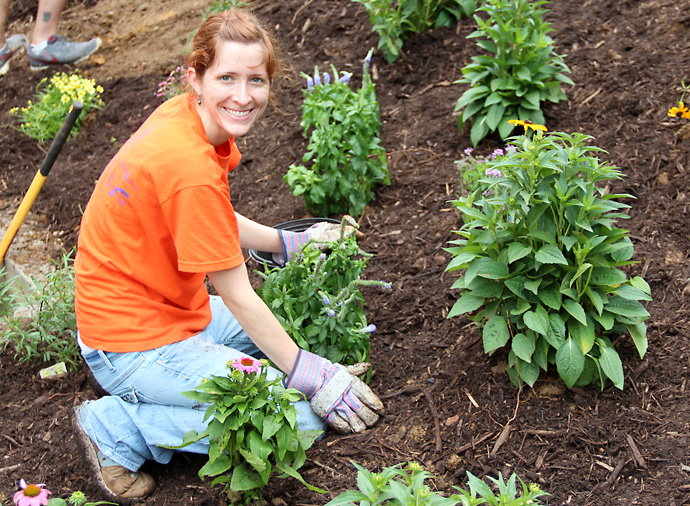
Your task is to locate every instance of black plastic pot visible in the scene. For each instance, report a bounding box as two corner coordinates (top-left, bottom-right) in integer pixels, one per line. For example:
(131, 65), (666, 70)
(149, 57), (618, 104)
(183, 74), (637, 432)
(247, 217), (340, 269)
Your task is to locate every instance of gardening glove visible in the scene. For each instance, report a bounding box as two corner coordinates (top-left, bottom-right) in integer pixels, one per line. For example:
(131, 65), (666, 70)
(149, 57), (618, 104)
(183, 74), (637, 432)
(273, 218), (357, 266)
(284, 348), (384, 433)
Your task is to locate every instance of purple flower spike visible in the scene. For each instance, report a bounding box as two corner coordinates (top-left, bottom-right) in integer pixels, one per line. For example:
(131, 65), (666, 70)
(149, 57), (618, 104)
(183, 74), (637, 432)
(363, 53), (372, 73)
(363, 324), (376, 333)
(463, 147), (474, 156)
(327, 309), (336, 318)
(306, 76), (314, 89)
(323, 72), (331, 85)
(340, 72), (352, 85)
(322, 295), (330, 305)
(313, 72), (321, 86)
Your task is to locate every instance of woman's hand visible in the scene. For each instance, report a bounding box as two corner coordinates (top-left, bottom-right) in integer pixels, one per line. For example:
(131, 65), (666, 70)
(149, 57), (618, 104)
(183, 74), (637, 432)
(284, 349), (383, 433)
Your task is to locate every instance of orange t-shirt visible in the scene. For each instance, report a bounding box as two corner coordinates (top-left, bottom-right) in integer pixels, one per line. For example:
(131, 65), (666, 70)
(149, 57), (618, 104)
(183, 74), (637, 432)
(75, 94), (244, 352)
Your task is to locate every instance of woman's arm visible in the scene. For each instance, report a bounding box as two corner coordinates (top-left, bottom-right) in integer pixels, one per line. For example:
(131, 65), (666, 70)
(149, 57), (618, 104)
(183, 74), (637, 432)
(207, 262), (298, 374)
(234, 212), (282, 253)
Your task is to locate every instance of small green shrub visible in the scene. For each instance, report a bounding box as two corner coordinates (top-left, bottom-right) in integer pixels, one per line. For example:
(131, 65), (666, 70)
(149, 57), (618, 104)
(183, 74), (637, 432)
(353, 0), (476, 63)
(325, 461), (548, 505)
(255, 220), (390, 366)
(2, 250), (79, 371)
(284, 51), (390, 217)
(454, 0), (573, 146)
(446, 131), (651, 390)
(166, 357), (323, 503)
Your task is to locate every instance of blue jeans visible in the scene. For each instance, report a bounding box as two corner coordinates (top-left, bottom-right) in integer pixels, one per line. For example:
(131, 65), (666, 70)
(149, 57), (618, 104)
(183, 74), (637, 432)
(75, 295), (325, 472)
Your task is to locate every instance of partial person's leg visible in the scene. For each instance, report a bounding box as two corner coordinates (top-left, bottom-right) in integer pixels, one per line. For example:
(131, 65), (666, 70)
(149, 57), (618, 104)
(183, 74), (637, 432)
(27, 0), (101, 70)
(0, 0), (29, 76)
(77, 295), (324, 467)
(0, 0), (10, 44)
(31, 0), (66, 43)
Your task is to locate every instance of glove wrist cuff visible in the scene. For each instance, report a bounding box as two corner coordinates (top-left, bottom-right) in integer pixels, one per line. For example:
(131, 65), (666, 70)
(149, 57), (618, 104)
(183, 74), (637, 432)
(284, 348), (326, 400)
(277, 229), (310, 265)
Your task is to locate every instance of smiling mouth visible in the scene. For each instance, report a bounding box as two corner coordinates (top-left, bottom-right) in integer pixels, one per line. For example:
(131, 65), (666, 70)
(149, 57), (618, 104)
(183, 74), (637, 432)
(225, 108), (252, 119)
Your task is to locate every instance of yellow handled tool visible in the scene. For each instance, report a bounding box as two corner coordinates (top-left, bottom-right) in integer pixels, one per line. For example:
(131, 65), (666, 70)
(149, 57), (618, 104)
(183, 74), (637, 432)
(0, 100), (83, 263)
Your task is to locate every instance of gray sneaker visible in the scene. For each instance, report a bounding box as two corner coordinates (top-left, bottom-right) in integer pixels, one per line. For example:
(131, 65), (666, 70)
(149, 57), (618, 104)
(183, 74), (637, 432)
(27, 34), (102, 71)
(0, 34), (29, 76)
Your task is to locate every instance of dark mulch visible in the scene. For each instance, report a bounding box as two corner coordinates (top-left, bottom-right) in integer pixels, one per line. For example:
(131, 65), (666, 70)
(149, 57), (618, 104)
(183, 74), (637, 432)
(1, 0), (689, 505)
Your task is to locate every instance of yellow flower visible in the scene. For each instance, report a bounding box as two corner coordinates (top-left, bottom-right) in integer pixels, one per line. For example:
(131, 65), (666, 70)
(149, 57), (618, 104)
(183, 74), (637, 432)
(668, 101), (690, 119)
(508, 119), (548, 133)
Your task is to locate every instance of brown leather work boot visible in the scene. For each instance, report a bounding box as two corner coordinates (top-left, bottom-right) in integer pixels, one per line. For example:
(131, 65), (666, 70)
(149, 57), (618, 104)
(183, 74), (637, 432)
(72, 407), (156, 505)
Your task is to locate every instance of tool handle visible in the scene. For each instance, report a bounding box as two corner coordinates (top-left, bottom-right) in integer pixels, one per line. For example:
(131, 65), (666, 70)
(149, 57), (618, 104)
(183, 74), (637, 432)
(39, 100), (83, 177)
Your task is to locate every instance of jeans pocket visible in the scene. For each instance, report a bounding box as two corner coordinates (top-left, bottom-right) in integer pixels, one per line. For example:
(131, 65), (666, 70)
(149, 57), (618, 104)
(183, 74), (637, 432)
(116, 386), (140, 404)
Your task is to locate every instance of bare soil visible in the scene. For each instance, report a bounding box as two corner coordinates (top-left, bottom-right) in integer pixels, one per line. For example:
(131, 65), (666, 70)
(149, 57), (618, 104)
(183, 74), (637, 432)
(1, 0), (689, 505)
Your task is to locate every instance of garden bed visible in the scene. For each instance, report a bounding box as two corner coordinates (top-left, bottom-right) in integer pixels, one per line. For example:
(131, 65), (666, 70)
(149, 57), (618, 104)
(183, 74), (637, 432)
(0, 0), (688, 504)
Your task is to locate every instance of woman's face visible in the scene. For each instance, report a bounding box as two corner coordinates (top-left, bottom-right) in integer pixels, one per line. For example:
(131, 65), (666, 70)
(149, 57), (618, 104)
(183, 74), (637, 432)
(189, 41), (270, 146)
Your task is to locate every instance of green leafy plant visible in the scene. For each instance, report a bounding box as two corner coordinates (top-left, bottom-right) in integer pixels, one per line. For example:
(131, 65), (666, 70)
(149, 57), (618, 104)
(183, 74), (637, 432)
(2, 250), (80, 371)
(446, 131), (651, 390)
(9, 72), (104, 145)
(454, 0), (573, 146)
(353, 0), (476, 63)
(284, 50), (390, 217)
(452, 471), (549, 505)
(165, 356), (323, 504)
(325, 461), (548, 506)
(256, 220), (390, 365)
(203, 0), (252, 15)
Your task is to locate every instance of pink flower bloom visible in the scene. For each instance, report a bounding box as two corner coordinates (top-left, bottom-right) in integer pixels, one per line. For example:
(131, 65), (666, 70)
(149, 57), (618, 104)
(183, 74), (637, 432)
(231, 356), (262, 374)
(13, 479), (51, 506)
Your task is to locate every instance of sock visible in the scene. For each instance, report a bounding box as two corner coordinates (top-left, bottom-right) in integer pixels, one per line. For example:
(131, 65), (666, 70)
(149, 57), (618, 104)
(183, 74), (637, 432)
(30, 40), (48, 52)
(96, 449), (120, 467)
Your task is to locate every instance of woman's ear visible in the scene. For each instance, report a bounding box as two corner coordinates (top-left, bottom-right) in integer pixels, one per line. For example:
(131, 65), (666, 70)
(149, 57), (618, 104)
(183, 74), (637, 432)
(188, 67), (200, 96)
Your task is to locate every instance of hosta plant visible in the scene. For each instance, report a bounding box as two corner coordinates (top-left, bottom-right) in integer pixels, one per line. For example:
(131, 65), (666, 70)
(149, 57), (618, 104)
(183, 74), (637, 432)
(454, 0), (573, 146)
(166, 357), (323, 503)
(352, 0), (476, 63)
(284, 50), (389, 217)
(446, 131), (651, 390)
(255, 219), (390, 366)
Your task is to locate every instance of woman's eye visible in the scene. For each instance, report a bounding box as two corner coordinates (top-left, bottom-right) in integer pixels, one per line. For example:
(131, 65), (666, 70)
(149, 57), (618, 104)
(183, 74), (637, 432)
(220, 75), (232, 82)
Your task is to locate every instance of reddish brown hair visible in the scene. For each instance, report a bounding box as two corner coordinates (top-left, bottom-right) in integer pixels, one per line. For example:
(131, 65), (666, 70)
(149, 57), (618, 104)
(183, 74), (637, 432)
(186, 9), (280, 83)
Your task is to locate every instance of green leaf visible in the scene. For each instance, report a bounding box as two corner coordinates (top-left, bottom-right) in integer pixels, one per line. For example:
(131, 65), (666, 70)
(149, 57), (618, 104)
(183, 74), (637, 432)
(627, 322), (648, 359)
(563, 299), (587, 325)
(590, 266), (628, 287)
(276, 461), (327, 493)
(613, 284), (653, 301)
(630, 276), (651, 296)
(512, 332), (535, 362)
(476, 261), (509, 279)
(538, 283), (562, 310)
(507, 242), (532, 263)
(568, 318), (595, 354)
(556, 338), (585, 388)
(516, 356), (540, 387)
(598, 342), (624, 390)
(239, 447), (267, 473)
(230, 463), (267, 491)
(605, 296), (650, 319)
(523, 307), (549, 336)
(199, 453), (233, 478)
(535, 244), (568, 265)
(448, 293), (485, 318)
(483, 315), (510, 354)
